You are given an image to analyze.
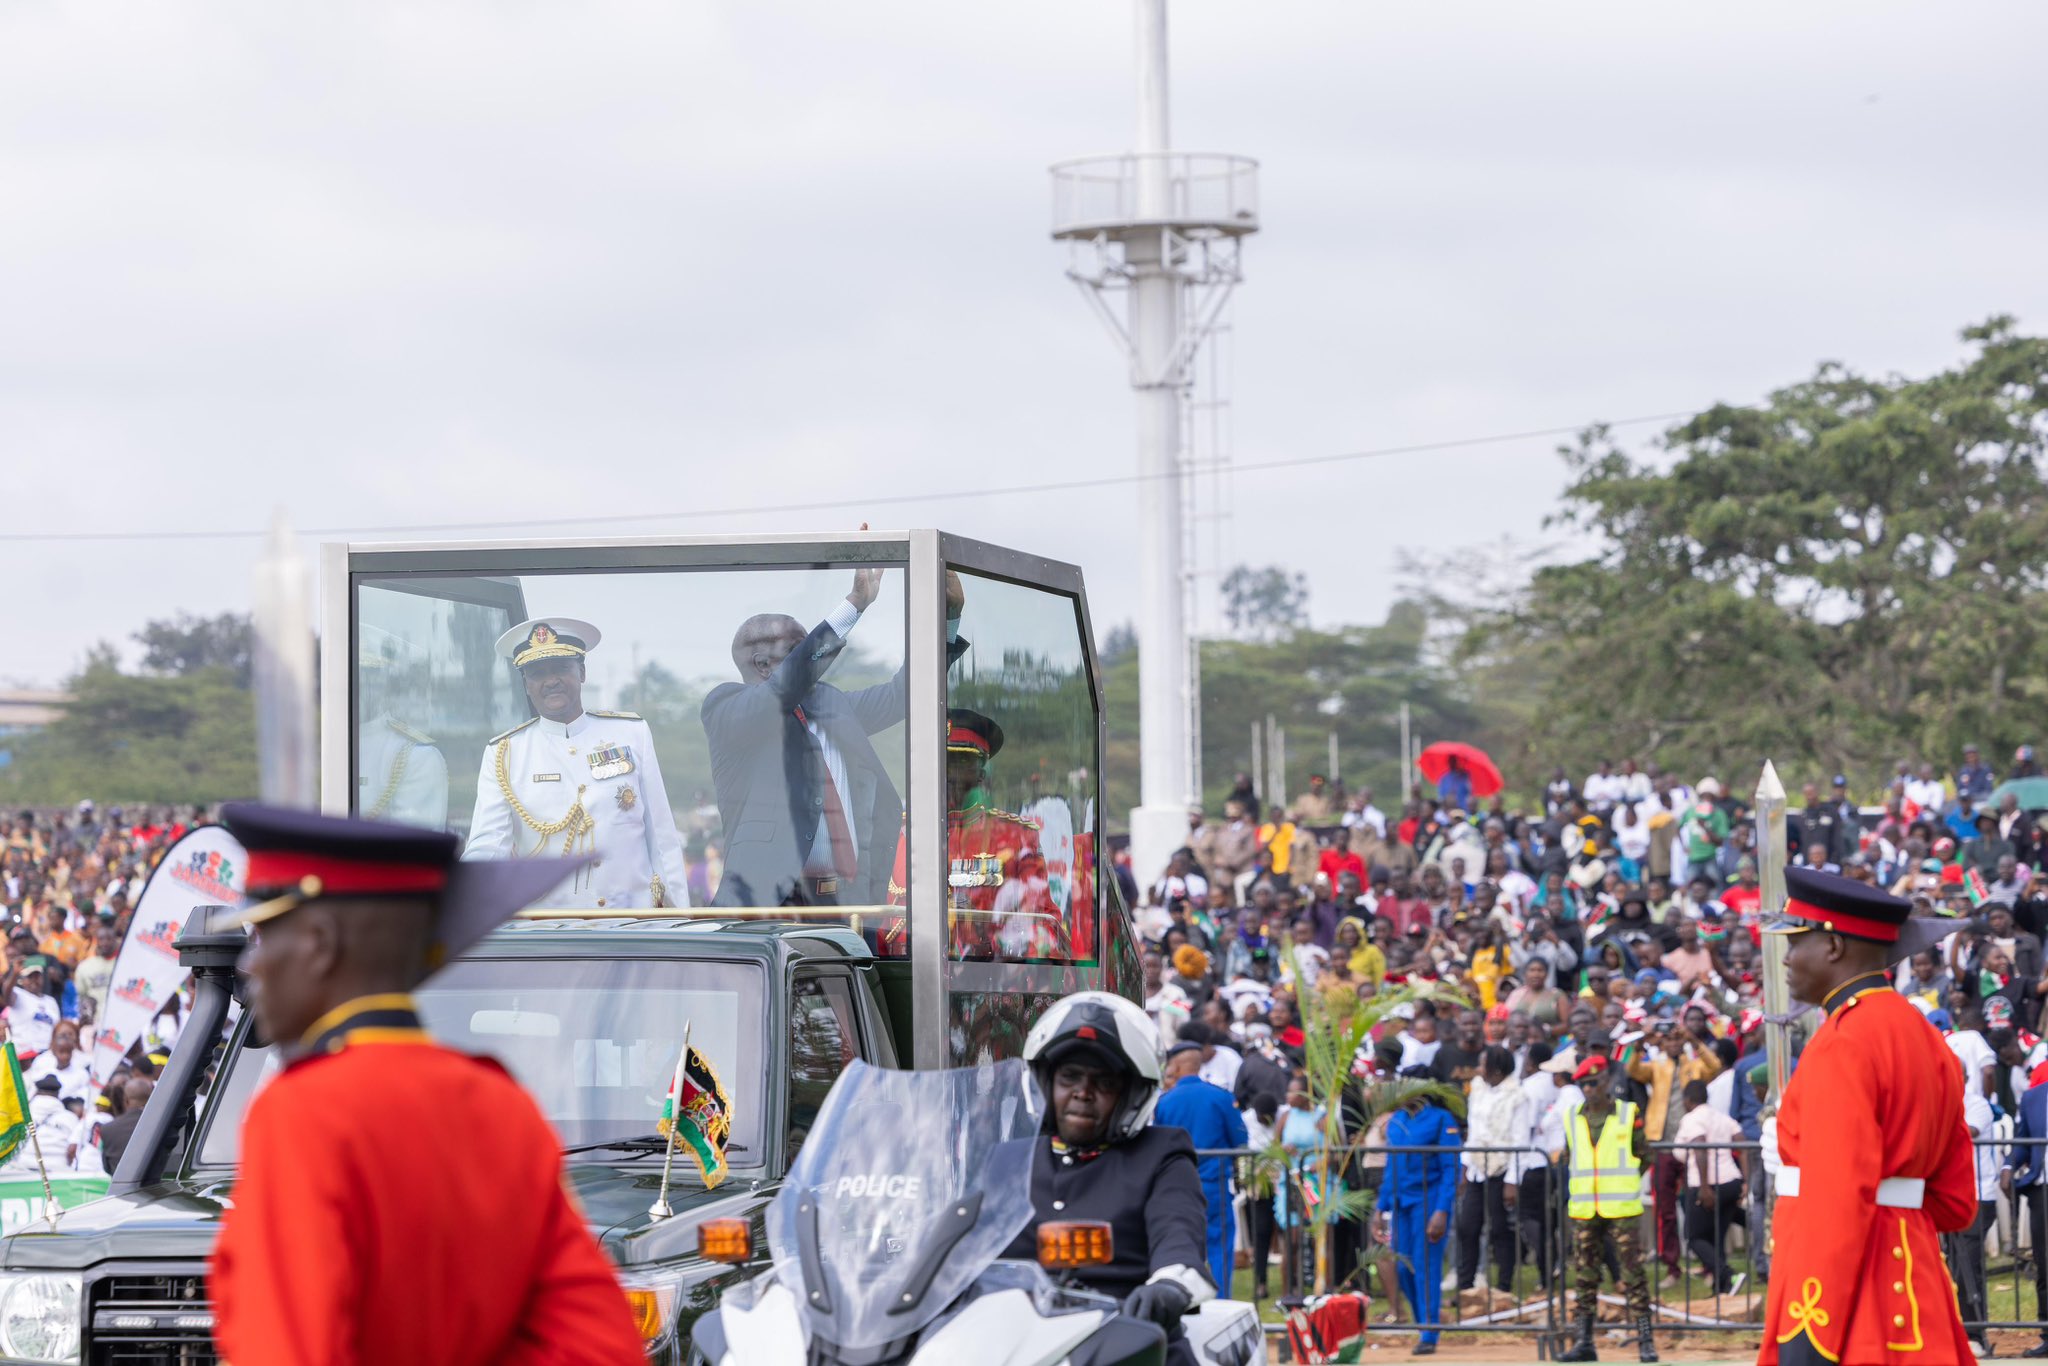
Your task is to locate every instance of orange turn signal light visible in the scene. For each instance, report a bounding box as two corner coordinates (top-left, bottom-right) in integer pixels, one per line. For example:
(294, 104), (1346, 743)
(623, 1288), (666, 1342)
(697, 1217), (754, 1264)
(1037, 1220), (1114, 1270)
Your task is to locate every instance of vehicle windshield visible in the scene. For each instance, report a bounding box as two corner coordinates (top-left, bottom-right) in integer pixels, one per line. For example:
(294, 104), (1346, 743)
(766, 1058), (1042, 1350)
(199, 955), (764, 1165)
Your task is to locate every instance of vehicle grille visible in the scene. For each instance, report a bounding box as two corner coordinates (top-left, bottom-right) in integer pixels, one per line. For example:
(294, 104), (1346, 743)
(87, 1268), (218, 1366)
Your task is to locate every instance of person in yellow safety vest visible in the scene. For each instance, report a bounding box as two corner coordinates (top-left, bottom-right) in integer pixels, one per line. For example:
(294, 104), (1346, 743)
(1557, 1055), (1657, 1364)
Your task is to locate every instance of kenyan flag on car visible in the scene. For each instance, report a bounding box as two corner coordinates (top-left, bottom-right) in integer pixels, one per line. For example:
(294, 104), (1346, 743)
(658, 1044), (732, 1190)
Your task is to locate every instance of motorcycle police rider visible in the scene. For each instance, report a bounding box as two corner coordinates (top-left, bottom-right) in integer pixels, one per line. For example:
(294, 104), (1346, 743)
(1003, 991), (1216, 1366)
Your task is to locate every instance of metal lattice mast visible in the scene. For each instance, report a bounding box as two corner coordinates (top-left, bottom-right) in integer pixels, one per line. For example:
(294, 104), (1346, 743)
(1050, 0), (1258, 887)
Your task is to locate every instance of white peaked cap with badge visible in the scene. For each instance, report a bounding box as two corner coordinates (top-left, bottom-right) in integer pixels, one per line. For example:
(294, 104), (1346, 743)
(495, 618), (603, 668)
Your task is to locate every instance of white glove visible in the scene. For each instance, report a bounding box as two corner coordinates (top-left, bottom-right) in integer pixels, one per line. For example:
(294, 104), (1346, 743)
(1760, 1115), (1781, 1176)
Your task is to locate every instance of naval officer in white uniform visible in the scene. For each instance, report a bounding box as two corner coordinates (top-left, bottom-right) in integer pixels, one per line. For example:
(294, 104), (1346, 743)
(464, 617), (691, 909)
(358, 627), (450, 829)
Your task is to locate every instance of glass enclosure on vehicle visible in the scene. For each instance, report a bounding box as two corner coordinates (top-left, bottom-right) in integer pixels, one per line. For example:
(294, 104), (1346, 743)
(324, 531), (1141, 1066)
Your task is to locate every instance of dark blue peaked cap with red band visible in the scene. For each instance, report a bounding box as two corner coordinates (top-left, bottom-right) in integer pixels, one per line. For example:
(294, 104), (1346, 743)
(218, 802), (587, 973)
(1764, 864), (1912, 944)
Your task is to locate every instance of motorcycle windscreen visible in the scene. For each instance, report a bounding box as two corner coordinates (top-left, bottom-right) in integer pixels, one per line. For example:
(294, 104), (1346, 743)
(766, 1058), (1043, 1350)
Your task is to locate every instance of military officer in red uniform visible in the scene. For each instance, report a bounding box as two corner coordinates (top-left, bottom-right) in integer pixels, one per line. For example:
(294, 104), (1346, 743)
(1759, 866), (1977, 1366)
(209, 803), (646, 1366)
(940, 709), (1055, 958)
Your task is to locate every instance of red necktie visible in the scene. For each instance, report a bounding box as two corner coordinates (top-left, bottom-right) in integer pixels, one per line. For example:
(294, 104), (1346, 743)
(797, 707), (858, 878)
(818, 765), (858, 878)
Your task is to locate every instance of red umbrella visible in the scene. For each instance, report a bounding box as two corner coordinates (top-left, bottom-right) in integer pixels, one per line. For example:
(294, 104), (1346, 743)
(1418, 742), (1504, 798)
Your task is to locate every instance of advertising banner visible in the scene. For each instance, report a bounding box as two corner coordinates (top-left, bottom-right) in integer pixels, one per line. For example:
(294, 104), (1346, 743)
(89, 826), (245, 1094)
(0, 1174), (110, 1233)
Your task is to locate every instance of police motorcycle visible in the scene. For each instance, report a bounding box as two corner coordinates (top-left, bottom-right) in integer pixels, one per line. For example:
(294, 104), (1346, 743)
(688, 1055), (1264, 1366)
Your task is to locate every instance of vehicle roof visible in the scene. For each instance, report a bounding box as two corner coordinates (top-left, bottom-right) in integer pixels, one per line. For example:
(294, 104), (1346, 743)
(475, 916), (875, 963)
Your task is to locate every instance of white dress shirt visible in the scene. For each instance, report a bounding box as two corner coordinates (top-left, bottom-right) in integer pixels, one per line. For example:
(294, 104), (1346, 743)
(1464, 1074), (1533, 1181)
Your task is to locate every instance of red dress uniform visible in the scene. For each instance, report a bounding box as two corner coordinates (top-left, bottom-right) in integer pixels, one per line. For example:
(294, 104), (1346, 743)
(211, 996), (646, 1366)
(1761, 986), (1976, 1366)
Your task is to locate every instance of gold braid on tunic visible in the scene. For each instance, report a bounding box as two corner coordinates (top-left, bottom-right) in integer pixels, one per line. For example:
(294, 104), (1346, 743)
(493, 737), (597, 869)
(365, 745), (408, 820)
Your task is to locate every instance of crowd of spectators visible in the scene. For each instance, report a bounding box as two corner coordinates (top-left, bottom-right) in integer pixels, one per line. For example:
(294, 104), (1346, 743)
(0, 801), (201, 1175)
(1131, 745), (2048, 1313)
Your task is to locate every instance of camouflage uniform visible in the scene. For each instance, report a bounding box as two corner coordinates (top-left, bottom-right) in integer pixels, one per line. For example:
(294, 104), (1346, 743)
(1572, 1213), (1652, 1318)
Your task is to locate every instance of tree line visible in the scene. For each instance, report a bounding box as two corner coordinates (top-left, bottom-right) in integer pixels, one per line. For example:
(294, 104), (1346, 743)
(10, 319), (2044, 818)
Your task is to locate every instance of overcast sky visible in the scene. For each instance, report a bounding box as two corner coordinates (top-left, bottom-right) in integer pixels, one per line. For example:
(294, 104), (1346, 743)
(5, 0), (2045, 687)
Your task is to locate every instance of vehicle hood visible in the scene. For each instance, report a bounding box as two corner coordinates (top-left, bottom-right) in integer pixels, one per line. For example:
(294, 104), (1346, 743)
(0, 1163), (768, 1272)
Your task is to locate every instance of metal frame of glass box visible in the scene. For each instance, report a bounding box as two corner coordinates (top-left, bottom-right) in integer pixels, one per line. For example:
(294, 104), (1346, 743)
(319, 528), (1138, 1068)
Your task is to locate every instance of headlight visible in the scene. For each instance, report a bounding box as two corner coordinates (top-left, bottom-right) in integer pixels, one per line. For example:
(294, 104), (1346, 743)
(619, 1266), (686, 1351)
(0, 1272), (80, 1364)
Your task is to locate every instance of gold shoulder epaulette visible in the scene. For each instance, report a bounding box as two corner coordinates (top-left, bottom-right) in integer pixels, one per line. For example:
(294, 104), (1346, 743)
(993, 807), (1044, 830)
(488, 717), (539, 746)
(588, 709), (643, 721)
(387, 717), (435, 745)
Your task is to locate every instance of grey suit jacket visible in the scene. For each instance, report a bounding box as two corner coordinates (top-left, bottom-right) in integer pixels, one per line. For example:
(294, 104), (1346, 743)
(701, 617), (907, 906)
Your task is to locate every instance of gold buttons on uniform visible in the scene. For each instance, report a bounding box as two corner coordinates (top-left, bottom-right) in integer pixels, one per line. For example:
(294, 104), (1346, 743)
(1893, 1315), (1906, 1328)
(1893, 1247), (1904, 1259)
(597, 898), (608, 907)
(1893, 1282), (1904, 1293)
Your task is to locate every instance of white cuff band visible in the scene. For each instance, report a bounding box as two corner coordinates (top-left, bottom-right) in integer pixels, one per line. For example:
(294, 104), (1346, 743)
(1148, 1263), (1216, 1305)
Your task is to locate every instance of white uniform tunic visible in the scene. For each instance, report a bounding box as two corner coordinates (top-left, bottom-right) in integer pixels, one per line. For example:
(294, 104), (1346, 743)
(464, 710), (691, 910)
(357, 714), (450, 830)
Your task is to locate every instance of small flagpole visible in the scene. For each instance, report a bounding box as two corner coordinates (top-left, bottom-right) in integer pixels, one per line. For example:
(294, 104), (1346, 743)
(649, 1019), (691, 1222)
(24, 1121), (59, 1225)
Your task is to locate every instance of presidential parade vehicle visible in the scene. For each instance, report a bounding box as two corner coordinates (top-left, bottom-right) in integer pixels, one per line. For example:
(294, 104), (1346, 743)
(0, 531), (1143, 1365)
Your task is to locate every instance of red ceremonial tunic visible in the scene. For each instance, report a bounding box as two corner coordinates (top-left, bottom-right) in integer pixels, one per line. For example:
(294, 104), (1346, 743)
(210, 997), (647, 1366)
(1760, 986), (1977, 1366)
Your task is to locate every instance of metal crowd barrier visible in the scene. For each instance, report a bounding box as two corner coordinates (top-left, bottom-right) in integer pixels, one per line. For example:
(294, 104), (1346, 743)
(1191, 1134), (2048, 1352)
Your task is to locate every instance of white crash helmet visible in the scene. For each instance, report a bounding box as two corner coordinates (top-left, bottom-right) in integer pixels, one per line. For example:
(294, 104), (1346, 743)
(1023, 991), (1164, 1143)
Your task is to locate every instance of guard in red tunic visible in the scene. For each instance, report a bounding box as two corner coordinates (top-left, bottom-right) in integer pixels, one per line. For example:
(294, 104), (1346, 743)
(1759, 866), (1977, 1366)
(208, 803), (646, 1366)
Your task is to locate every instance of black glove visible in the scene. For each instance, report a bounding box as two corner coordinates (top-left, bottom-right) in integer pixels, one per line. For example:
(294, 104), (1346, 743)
(1121, 1278), (1194, 1328)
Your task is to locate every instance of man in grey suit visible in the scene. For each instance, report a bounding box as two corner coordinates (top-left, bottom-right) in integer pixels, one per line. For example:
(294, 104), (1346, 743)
(703, 567), (964, 907)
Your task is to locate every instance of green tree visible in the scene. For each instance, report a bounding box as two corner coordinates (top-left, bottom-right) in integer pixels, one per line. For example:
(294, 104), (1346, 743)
(132, 611), (253, 688)
(1220, 564), (1309, 641)
(1464, 318), (2048, 786)
(0, 656), (256, 805)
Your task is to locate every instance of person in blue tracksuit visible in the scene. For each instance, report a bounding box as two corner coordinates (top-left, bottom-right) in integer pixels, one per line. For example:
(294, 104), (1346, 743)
(1154, 1041), (1250, 1296)
(1377, 1065), (1462, 1355)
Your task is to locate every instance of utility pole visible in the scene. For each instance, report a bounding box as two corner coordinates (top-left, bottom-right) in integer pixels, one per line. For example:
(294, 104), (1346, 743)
(1399, 702), (1412, 799)
(1051, 0), (1257, 888)
(1250, 720), (1263, 809)
(1755, 761), (1793, 1102)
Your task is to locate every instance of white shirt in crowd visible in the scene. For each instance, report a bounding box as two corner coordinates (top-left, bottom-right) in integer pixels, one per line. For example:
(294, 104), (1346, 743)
(68, 1114), (106, 1174)
(1583, 772), (1625, 809)
(1672, 1102), (1744, 1187)
(1342, 804), (1388, 838)
(1948, 1028), (1997, 1099)
(1398, 1032), (1442, 1071)
(24, 1050), (89, 1102)
(1705, 1064), (1736, 1117)
(1536, 1081), (1585, 1157)
(7, 990), (58, 1055)
(1905, 776), (1948, 814)
(1616, 820), (1651, 862)
(1497, 869), (1539, 914)
(1199, 1043), (1242, 1095)
(14, 1094), (73, 1171)
(1963, 1079), (2000, 1202)
(1464, 1074), (1533, 1181)
(1618, 771), (1654, 803)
